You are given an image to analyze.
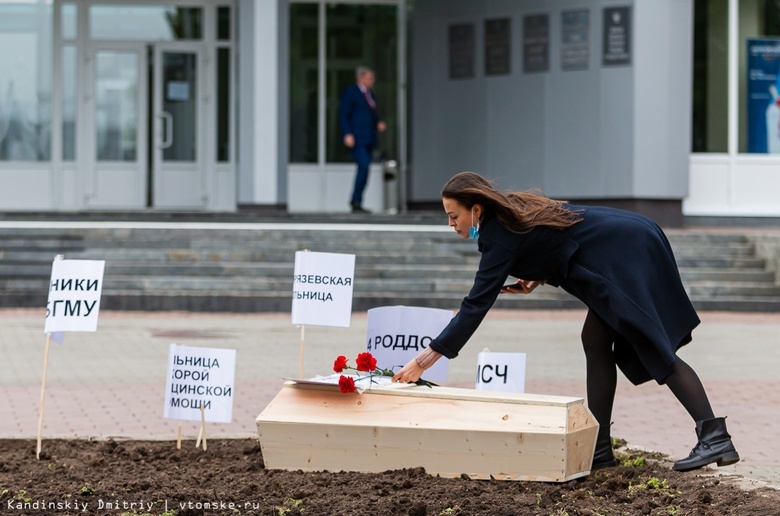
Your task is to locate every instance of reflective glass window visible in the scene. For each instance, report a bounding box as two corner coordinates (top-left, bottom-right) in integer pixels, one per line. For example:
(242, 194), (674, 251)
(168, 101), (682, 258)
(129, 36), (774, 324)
(325, 5), (397, 163)
(217, 6), (231, 41)
(739, 0), (780, 153)
(217, 48), (230, 162)
(62, 3), (77, 40)
(289, 3), (319, 163)
(90, 6), (202, 41)
(0, 1), (52, 161)
(692, 0), (728, 152)
(62, 46), (77, 161)
(95, 51), (138, 161)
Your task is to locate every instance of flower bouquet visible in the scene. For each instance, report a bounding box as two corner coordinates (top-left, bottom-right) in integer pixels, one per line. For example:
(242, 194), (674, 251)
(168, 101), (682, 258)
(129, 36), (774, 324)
(333, 351), (436, 394)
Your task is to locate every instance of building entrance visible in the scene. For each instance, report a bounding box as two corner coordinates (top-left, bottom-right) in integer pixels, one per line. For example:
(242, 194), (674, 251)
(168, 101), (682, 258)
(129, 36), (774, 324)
(84, 42), (208, 209)
(286, 1), (405, 213)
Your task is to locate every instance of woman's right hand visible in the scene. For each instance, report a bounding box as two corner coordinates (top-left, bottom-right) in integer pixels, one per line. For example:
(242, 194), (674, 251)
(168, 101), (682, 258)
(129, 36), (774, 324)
(500, 279), (543, 295)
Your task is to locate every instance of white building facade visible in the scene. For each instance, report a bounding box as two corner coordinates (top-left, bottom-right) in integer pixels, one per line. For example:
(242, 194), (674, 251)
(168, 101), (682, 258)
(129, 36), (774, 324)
(0, 0), (778, 221)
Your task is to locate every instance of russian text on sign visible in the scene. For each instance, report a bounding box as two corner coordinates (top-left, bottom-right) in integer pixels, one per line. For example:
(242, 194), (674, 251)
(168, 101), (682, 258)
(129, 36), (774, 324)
(46, 299), (98, 317)
(50, 278), (100, 291)
(170, 384), (232, 396)
(173, 355), (220, 368)
(476, 364), (509, 384)
(293, 291), (334, 302)
(368, 334), (432, 351)
(293, 274), (352, 286)
(169, 399), (213, 409)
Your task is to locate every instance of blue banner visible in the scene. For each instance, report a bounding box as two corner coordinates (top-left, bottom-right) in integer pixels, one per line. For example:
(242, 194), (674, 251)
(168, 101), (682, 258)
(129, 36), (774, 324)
(747, 38), (780, 153)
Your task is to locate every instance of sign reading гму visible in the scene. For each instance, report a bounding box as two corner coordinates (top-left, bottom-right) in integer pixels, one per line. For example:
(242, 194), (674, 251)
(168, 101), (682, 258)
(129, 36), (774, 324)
(44, 259), (105, 334)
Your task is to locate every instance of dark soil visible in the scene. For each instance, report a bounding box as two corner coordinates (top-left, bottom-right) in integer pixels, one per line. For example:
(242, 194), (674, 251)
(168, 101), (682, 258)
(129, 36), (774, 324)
(1, 438), (778, 515)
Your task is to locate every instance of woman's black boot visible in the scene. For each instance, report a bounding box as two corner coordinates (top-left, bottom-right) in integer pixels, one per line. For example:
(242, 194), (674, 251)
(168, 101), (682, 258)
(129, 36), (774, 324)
(592, 436), (617, 470)
(673, 417), (740, 471)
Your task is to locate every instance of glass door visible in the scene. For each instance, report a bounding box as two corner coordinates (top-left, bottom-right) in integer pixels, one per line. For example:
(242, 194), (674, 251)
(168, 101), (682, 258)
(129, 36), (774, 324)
(288, 1), (402, 213)
(85, 44), (148, 208)
(324, 4), (398, 164)
(152, 45), (206, 208)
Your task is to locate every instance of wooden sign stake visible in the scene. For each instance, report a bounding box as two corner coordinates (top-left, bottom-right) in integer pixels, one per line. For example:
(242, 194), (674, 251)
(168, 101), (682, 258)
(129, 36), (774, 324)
(297, 248), (309, 380)
(36, 333), (52, 460)
(299, 324), (305, 379)
(195, 402), (207, 451)
(176, 422), (182, 450)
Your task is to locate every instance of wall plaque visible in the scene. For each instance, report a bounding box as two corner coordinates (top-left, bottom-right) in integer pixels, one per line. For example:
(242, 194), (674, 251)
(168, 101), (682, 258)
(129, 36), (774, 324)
(449, 23), (475, 80)
(561, 10), (590, 71)
(603, 6), (631, 66)
(485, 18), (511, 76)
(523, 14), (549, 74)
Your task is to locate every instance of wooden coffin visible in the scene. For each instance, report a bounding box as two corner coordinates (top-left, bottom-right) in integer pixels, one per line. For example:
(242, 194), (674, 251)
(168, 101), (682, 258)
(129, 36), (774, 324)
(256, 381), (598, 482)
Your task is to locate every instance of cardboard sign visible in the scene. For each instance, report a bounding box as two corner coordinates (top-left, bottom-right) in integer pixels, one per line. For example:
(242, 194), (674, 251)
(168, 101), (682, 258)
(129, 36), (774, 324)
(291, 251), (355, 328)
(366, 306), (451, 383)
(476, 351), (526, 393)
(164, 344), (237, 423)
(43, 259), (105, 334)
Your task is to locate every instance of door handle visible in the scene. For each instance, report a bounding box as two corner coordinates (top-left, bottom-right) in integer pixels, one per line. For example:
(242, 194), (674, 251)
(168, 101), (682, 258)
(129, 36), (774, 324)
(158, 111), (173, 149)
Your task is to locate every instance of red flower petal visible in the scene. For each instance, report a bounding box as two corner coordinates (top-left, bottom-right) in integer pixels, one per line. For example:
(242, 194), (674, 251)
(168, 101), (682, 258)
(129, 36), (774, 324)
(355, 352), (377, 372)
(333, 355), (349, 373)
(338, 375), (356, 394)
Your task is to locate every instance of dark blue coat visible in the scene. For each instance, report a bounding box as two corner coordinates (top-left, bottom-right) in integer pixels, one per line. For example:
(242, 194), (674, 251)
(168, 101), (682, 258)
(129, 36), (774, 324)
(429, 205), (700, 385)
(338, 83), (379, 147)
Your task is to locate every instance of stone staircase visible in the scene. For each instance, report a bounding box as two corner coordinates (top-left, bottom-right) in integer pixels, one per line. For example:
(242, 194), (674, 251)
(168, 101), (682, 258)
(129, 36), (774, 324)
(1, 225), (779, 312)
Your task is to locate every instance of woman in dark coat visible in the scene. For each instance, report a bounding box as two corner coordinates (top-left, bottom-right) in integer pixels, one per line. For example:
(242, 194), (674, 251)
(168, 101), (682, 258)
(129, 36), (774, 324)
(392, 171), (739, 472)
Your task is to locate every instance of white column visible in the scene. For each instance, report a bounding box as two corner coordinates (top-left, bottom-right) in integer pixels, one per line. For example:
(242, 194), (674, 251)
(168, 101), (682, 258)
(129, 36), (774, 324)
(238, 0), (279, 205)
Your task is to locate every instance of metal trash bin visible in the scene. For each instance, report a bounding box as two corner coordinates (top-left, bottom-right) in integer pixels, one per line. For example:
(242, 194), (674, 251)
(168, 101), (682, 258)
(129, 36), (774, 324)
(382, 159), (399, 214)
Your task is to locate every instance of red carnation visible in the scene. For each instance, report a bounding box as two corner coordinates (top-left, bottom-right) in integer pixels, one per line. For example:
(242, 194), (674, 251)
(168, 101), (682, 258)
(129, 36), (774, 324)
(355, 352), (377, 372)
(338, 375), (356, 394)
(333, 355), (349, 373)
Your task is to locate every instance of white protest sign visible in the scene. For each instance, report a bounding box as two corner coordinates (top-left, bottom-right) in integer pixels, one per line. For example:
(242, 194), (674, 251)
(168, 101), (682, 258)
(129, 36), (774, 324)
(291, 251), (355, 328)
(366, 306), (452, 383)
(164, 344), (237, 423)
(43, 259), (105, 334)
(475, 351), (526, 393)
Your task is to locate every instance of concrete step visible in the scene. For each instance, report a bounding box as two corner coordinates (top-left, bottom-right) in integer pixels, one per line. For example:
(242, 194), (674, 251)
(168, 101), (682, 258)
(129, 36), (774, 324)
(679, 268), (776, 282)
(690, 296), (780, 312)
(3, 261), (772, 284)
(688, 283), (780, 297)
(671, 244), (756, 257)
(0, 226), (778, 313)
(676, 256), (766, 269)
(666, 232), (748, 244)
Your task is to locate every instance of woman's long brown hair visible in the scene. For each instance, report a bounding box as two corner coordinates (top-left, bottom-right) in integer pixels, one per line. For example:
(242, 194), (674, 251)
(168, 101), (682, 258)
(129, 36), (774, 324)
(441, 171), (582, 232)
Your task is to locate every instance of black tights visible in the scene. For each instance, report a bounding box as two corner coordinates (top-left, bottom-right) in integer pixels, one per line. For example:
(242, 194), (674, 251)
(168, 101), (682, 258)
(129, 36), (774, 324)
(581, 310), (715, 446)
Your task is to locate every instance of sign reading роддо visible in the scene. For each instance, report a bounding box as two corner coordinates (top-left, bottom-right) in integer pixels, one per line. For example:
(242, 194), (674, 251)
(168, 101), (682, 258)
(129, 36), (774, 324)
(366, 305), (452, 383)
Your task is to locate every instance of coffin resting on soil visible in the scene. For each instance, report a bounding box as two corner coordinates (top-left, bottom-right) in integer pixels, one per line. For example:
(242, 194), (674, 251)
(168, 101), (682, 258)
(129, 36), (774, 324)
(256, 381), (599, 482)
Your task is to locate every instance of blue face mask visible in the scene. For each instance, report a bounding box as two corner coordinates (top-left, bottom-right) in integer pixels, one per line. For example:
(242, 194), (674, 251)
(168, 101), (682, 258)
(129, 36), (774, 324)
(469, 209), (480, 240)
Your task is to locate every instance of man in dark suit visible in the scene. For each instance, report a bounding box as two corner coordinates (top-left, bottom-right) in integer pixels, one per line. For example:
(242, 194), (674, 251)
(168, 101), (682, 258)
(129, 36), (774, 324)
(339, 66), (386, 213)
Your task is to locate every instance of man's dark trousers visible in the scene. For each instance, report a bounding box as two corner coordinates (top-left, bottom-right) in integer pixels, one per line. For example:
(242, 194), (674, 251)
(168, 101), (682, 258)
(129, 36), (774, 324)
(350, 144), (372, 206)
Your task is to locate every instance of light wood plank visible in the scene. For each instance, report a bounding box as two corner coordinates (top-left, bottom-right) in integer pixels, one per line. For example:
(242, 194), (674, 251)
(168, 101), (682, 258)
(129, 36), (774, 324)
(256, 383), (598, 483)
